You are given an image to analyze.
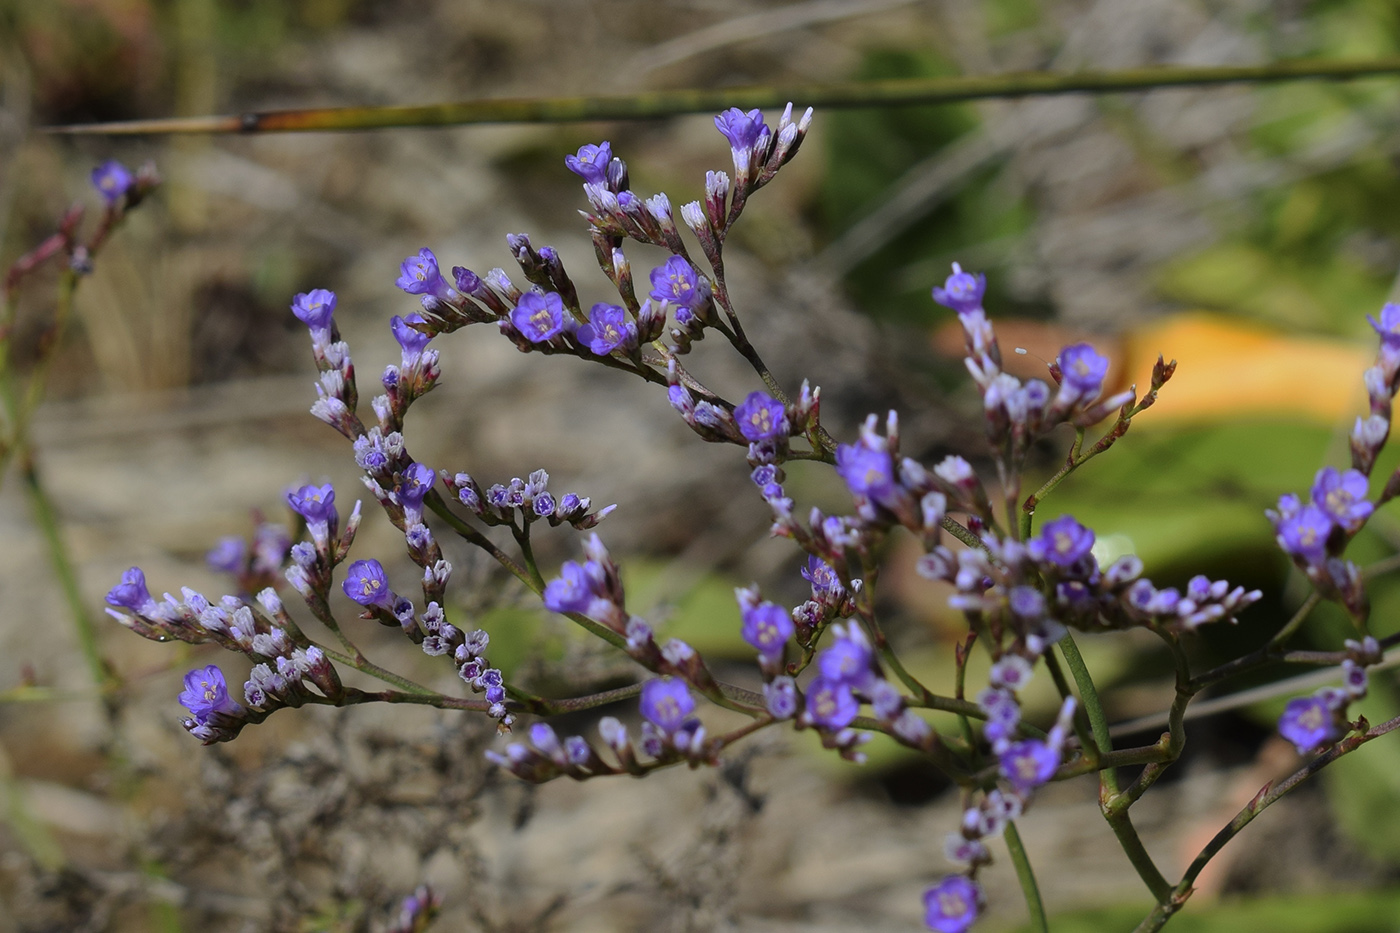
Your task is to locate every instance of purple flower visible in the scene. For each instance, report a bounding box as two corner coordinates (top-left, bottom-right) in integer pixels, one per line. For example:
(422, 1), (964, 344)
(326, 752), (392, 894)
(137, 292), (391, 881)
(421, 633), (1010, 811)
(802, 556), (844, 602)
(1311, 466), (1372, 531)
(291, 289), (337, 331)
(648, 257), (705, 309)
(1007, 586), (1045, 620)
(391, 313), (433, 361)
(286, 483), (336, 526)
(1278, 505), (1334, 564)
(835, 442), (898, 507)
(395, 463), (435, 510)
(817, 626), (872, 686)
(565, 142), (612, 185)
(804, 676), (858, 730)
(998, 738), (1060, 794)
(543, 560), (598, 614)
(740, 601), (793, 660)
(396, 248), (449, 297)
(343, 559), (393, 608)
(91, 160), (135, 204)
(578, 303), (632, 356)
(714, 108), (769, 158)
(1368, 302), (1400, 346)
(640, 678), (695, 734)
(1278, 695), (1341, 754)
(930, 263), (986, 316)
(764, 676), (798, 719)
(977, 687), (1020, 747)
(510, 292), (566, 343)
(1058, 343), (1109, 398)
(1032, 515), (1095, 568)
(178, 665), (243, 723)
(733, 391), (789, 443)
(206, 536), (246, 574)
(923, 876), (981, 933)
(106, 567), (155, 613)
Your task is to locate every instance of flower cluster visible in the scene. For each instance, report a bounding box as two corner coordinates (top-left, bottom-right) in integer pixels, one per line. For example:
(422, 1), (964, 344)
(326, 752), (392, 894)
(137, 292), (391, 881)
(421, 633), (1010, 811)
(444, 468), (613, 530)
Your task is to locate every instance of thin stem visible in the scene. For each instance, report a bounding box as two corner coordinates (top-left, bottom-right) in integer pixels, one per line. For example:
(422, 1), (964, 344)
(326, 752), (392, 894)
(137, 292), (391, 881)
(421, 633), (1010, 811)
(51, 58), (1400, 135)
(1003, 821), (1048, 933)
(1057, 633), (1115, 789)
(310, 639), (434, 695)
(1189, 592), (1321, 691)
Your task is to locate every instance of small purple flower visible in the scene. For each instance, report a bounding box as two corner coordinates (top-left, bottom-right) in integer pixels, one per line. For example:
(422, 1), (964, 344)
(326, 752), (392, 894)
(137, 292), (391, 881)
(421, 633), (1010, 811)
(391, 313), (433, 361)
(1058, 343), (1109, 398)
(178, 665), (243, 724)
(1007, 586), (1045, 620)
(998, 738), (1060, 794)
(835, 442), (898, 506)
(1278, 694), (1341, 754)
(714, 108), (769, 159)
(733, 391), (789, 443)
(1368, 302), (1400, 346)
(543, 560), (598, 614)
(640, 678), (695, 734)
(1032, 515), (1095, 568)
(286, 483), (336, 526)
(804, 676), (859, 730)
(565, 142), (612, 185)
(1278, 505), (1334, 564)
(740, 601), (794, 660)
(817, 626), (872, 686)
(291, 289), (337, 331)
(396, 248), (448, 297)
(1311, 466), (1372, 531)
(395, 463), (435, 511)
(764, 676), (798, 719)
(923, 876), (981, 933)
(648, 257), (705, 309)
(977, 687), (1020, 747)
(510, 291), (566, 343)
(343, 559), (393, 608)
(578, 303), (631, 356)
(930, 263), (986, 316)
(206, 537), (246, 574)
(91, 160), (135, 204)
(802, 556), (844, 602)
(106, 567), (155, 613)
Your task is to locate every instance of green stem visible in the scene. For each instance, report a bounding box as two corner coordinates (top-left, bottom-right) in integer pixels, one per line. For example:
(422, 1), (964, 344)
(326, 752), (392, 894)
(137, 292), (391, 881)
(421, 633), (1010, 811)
(1057, 632), (1116, 791)
(1004, 821), (1048, 933)
(51, 58), (1400, 135)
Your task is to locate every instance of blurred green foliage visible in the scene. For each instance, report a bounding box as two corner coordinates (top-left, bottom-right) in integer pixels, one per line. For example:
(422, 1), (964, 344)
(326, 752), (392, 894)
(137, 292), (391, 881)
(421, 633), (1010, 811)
(1028, 888), (1400, 933)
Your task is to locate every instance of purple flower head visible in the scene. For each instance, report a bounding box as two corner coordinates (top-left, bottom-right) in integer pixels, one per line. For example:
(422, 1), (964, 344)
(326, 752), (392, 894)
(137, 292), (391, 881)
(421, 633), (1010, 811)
(395, 463), (436, 510)
(648, 257), (705, 310)
(764, 676), (798, 719)
(835, 442), (898, 507)
(740, 601), (794, 660)
(343, 559), (393, 608)
(999, 738), (1060, 793)
(578, 303), (631, 356)
(640, 677), (695, 734)
(802, 556), (845, 602)
(1007, 586), (1045, 620)
(206, 536), (246, 574)
(1278, 694), (1341, 754)
(734, 391), (789, 443)
(714, 108), (770, 158)
(396, 248), (447, 297)
(286, 483), (336, 527)
(510, 291), (566, 343)
(543, 560), (599, 614)
(1058, 343), (1109, 398)
(106, 567), (155, 613)
(804, 676), (859, 730)
(291, 289), (337, 332)
(391, 313), (433, 361)
(817, 625), (873, 686)
(565, 142), (613, 185)
(1369, 302), (1400, 346)
(977, 687), (1021, 747)
(1032, 515), (1096, 568)
(1311, 466), (1373, 530)
(178, 665), (243, 724)
(91, 160), (135, 204)
(1278, 505), (1334, 564)
(923, 876), (981, 933)
(930, 263), (987, 316)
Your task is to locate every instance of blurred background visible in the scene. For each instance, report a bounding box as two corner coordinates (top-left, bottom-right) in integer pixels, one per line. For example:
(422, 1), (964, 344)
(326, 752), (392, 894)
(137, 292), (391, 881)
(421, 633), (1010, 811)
(4, 0), (1400, 930)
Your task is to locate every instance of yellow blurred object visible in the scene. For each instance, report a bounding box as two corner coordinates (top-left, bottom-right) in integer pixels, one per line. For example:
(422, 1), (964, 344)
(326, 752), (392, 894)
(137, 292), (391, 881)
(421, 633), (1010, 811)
(1121, 312), (1370, 425)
